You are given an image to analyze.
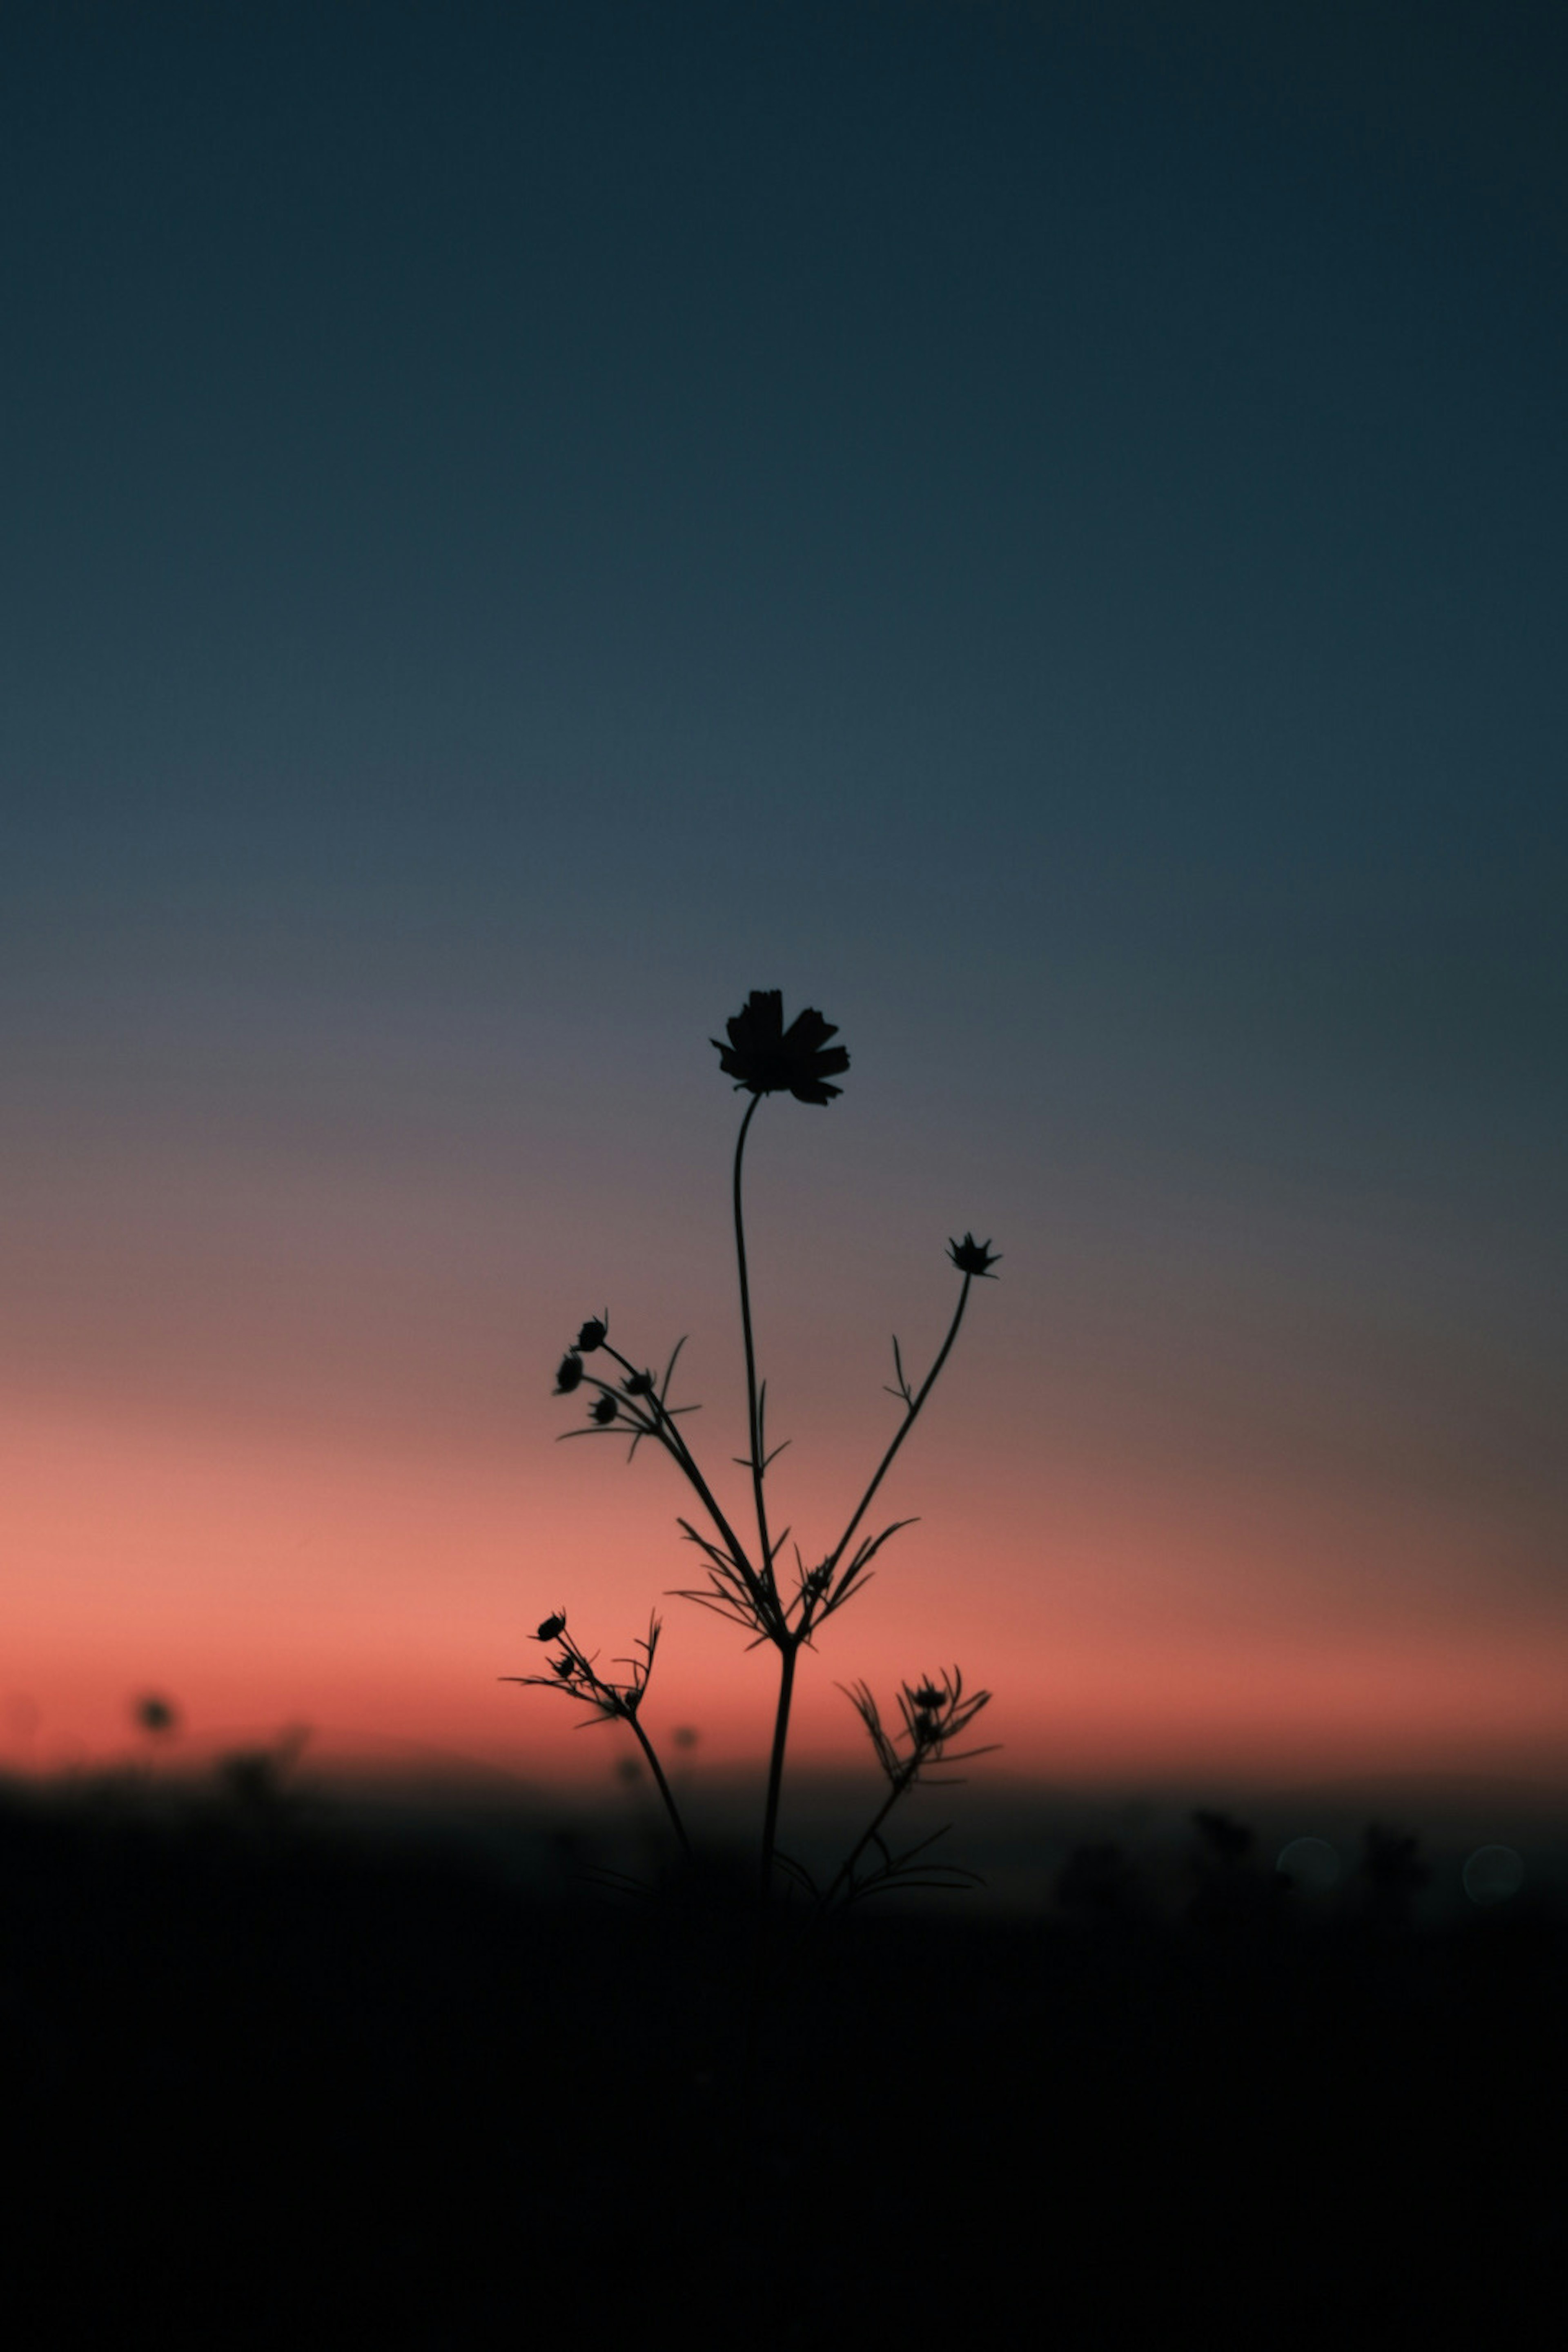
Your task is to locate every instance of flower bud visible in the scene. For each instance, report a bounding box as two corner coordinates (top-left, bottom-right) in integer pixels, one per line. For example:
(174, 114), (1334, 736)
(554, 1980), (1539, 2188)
(555, 1352), (585, 1394)
(947, 1233), (1001, 1278)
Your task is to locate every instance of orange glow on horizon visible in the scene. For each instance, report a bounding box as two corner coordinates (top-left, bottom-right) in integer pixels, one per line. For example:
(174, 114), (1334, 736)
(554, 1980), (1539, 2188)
(7, 1394), (1566, 1800)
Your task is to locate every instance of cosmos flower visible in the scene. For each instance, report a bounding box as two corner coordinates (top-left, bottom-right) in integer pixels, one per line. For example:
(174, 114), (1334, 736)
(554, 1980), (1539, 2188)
(712, 990), (849, 1105)
(555, 1352), (585, 1394)
(590, 1394), (618, 1425)
(575, 1316), (608, 1353)
(948, 1233), (1001, 1278)
(535, 1612), (567, 1642)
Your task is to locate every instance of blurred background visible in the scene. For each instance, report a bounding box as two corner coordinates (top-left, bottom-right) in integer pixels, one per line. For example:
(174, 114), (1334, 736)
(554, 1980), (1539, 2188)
(4, 4), (1564, 1857)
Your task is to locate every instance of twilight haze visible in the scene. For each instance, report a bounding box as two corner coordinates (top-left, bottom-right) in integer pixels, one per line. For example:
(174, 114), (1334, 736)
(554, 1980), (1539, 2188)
(4, 3), (1564, 1809)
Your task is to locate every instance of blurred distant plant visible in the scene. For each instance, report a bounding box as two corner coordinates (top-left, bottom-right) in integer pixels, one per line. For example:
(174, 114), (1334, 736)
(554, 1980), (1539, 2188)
(1187, 1807), (1288, 1940)
(133, 1693), (181, 1742)
(504, 990), (998, 1925)
(1355, 1822), (1430, 1931)
(211, 1727), (313, 1833)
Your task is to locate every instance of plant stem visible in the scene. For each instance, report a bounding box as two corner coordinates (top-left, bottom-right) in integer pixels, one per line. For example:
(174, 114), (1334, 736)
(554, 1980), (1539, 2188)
(626, 1711), (693, 1865)
(731, 1093), (775, 1599)
(826, 1272), (974, 1584)
(744, 1637), (800, 2071)
(758, 1635), (798, 1904)
(819, 1772), (915, 1912)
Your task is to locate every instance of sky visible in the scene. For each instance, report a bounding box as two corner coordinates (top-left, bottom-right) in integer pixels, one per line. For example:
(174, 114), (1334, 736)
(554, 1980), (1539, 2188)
(4, 1), (1565, 1816)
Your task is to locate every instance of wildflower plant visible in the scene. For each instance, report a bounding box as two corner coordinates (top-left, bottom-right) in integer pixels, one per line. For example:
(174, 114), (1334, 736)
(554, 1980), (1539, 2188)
(504, 991), (998, 1916)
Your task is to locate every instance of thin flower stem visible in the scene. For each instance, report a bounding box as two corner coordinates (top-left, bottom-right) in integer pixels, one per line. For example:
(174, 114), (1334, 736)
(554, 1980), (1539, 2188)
(826, 1273), (973, 1586)
(625, 1711), (693, 1864)
(758, 1635), (798, 1906)
(731, 1093), (776, 1599)
(819, 1769), (916, 1911)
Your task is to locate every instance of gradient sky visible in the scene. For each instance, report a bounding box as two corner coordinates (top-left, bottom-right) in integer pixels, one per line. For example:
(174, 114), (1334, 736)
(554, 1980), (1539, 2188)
(4, 2), (1565, 1803)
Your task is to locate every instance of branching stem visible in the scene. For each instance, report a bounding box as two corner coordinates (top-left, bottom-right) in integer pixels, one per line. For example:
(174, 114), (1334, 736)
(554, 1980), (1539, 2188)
(825, 1273), (974, 1586)
(600, 1343), (767, 1617)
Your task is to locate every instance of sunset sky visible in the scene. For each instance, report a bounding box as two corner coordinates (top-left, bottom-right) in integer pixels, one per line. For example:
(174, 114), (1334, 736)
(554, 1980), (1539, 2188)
(4, 2), (1565, 1812)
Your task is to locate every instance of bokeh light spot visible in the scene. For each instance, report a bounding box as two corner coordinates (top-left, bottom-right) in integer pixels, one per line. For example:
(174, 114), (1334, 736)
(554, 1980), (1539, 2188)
(1462, 1845), (1525, 1906)
(1276, 1835), (1341, 1893)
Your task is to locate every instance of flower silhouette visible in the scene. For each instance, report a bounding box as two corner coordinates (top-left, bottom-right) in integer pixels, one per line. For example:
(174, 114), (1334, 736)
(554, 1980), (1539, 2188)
(712, 991), (849, 1105)
(948, 1234), (1000, 1278)
(519, 996), (1000, 1915)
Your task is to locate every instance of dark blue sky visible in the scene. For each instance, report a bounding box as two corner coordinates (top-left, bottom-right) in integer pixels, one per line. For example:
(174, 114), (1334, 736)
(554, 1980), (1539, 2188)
(4, 4), (1565, 1696)
(9, 4), (1563, 939)
(9, 10), (1563, 1176)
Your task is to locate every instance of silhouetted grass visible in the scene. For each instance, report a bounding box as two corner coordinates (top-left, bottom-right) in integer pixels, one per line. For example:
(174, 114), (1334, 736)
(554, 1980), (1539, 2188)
(6, 1768), (1561, 2345)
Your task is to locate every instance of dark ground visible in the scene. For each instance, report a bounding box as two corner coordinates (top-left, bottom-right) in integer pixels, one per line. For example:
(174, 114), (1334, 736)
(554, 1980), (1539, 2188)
(4, 1771), (1561, 2347)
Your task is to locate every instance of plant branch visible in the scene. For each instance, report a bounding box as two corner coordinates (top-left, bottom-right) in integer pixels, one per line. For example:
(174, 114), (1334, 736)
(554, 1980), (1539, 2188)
(825, 1272), (974, 1591)
(624, 1710), (693, 1864)
(820, 1773), (916, 1911)
(597, 1342), (770, 1621)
